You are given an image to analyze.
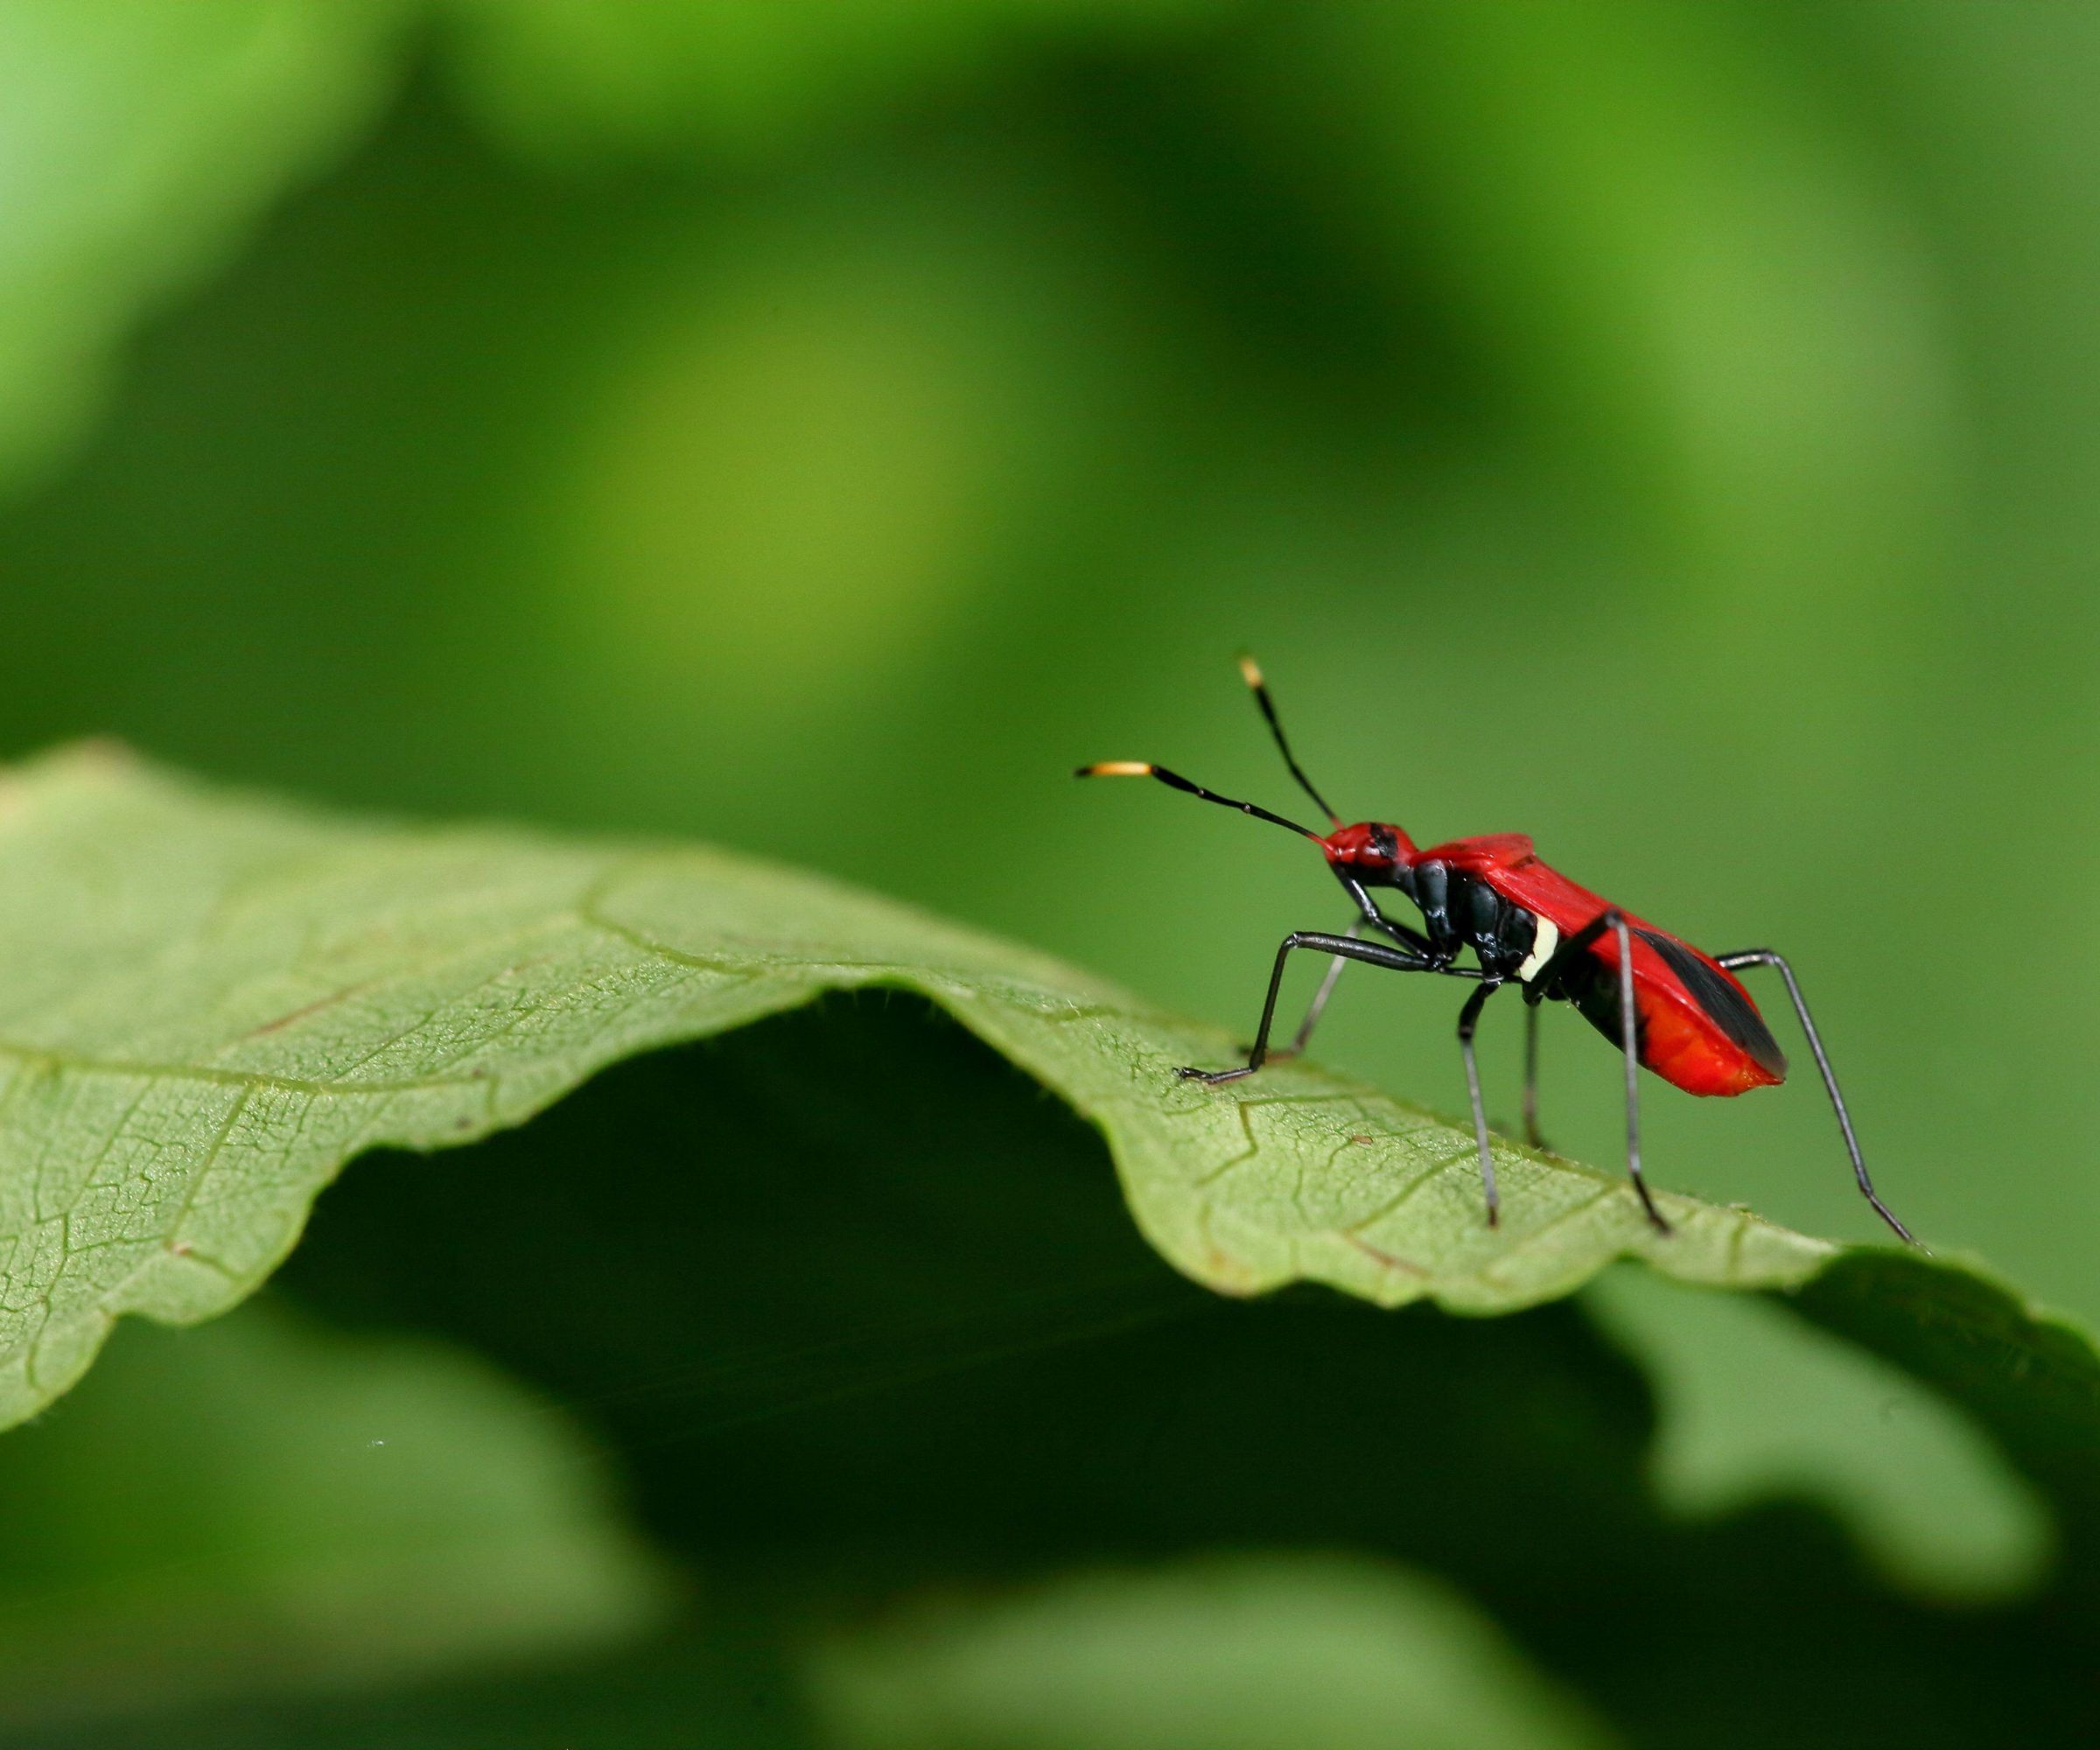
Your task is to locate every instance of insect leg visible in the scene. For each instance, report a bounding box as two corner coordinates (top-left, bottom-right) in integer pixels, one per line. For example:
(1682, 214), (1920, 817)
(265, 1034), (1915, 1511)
(1260, 917), (1368, 1064)
(1178, 930), (1460, 1086)
(1457, 980), (1506, 1226)
(1338, 875), (1437, 959)
(1715, 949), (1921, 1249)
(1525, 907), (1667, 1230)
(1606, 911), (1669, 1234)
(1522, 995), (1547, 1150)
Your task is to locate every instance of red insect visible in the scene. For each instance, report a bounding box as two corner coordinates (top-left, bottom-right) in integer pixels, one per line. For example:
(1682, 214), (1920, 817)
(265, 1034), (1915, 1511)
(1079, 656), (1917, 1244)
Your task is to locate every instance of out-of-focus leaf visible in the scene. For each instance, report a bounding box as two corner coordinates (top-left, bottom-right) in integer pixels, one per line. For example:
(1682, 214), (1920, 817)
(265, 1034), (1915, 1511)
(437, 0), (1226, 164)
(811, 1554), (1617, 1750)
(0, 1300), (668, 1734)
(1788, 1252), (2100, 1586)
(11, 1626), (812, 1750)
(0, 0), (407, 496)
(283, 1008), (2100, 1749)
(1589, 1266), (2050, 1600)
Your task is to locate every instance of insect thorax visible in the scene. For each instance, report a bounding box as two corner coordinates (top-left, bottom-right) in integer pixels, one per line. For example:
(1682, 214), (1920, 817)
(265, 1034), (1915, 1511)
(1410, 860), (1555, 983)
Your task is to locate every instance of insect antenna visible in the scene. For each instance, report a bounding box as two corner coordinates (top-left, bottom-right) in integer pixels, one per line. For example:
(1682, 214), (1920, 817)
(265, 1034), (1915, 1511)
(1074, 761), (1323, 842)
(1237, 654), (1341, 828)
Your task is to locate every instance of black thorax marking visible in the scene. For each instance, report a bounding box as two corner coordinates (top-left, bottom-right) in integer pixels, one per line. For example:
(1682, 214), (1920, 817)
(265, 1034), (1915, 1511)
(1407, 863), (1543, 982)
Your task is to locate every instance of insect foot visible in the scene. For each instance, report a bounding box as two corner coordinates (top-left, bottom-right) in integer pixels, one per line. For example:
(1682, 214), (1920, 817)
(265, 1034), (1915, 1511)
(1176, 1064), (1257, 1085)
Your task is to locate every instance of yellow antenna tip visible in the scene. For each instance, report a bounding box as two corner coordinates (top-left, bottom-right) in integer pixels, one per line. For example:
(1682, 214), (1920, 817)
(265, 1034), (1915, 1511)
(1077, 761), (1152, 778)
(1236, 653), (1264, 690)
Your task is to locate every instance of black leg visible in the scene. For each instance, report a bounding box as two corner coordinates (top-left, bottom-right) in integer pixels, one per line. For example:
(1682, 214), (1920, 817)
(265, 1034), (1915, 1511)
(1339, 875), (1437, 959)
(1606, 911), (1669, 1233)
(1179, 930), (1457, 1086)
(1255, 918), (1367, 1066)
(1522, 997), (1547, 1150)
(1524, 906), (1669, 1232)
(1715, 948), (1922, 1249)
(1457, 980), (1506, 1226)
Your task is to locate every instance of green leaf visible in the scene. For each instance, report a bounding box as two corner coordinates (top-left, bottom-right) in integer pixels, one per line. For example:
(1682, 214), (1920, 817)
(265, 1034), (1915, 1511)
(1789, 1250), (2100, 1572)
(809, 1554), (1617, 1750)
(0, 744), (1806, 1432)
(0, 1299), (669, 1734)
(1588, 1265), (2050, 1600)
(1, 746), (2096, 1593)
(10, 1622), (809, 1750)
(0, 0), (406, 497)
(277, 1001), (2079, 1744)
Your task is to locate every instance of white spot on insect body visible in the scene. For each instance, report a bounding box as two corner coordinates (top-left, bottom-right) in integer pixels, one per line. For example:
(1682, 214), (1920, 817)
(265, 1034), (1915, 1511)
(1516, 914), (1559, 984)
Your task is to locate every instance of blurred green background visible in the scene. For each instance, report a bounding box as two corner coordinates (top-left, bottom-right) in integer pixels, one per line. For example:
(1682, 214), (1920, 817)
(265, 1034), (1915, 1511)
(3, 3), (2097, 1745)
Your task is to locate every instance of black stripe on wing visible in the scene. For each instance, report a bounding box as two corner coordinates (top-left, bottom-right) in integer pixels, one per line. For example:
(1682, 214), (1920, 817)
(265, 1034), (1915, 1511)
(1633, 928), (1788, 1079)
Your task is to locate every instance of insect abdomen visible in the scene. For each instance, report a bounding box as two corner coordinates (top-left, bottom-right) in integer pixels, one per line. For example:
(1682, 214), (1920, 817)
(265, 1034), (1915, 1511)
(1557, 933), (1785, 1096)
